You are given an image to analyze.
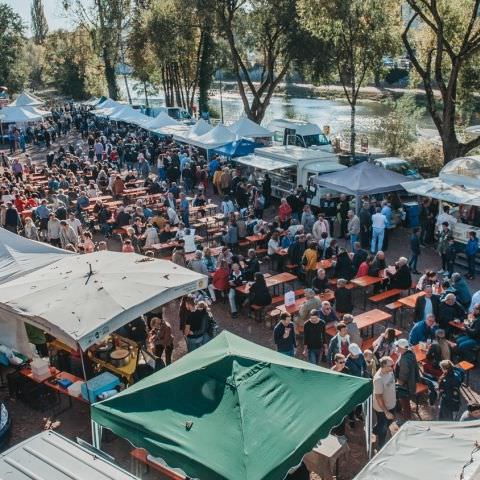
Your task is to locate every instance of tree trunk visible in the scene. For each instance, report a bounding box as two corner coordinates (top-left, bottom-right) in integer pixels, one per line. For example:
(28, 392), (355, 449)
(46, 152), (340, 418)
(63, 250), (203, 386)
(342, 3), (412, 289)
(143, 81), (149, 107)
(350, 101), (356, 158)
(103, 52), (118, 100)
(198, 30), (214, 115)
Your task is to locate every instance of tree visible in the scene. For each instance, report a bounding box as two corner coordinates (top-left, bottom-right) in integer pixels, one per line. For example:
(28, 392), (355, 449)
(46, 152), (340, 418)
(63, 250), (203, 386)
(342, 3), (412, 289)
(374, 95), (425, 156)
(216, 0), (299, 123)
(0, 3), (27, 92)
(299, 0), (401, 156)
(63, 0), (131, 100)
(402, 0), (480, 163)
(31, 0), (48, 45)
(44, 28), (105, 99)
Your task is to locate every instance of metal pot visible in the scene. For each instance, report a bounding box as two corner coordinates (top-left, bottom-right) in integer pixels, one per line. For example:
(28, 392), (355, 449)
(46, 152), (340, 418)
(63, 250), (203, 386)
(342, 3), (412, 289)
(109, 349), (131, 368)
(96, 342), (113, 361)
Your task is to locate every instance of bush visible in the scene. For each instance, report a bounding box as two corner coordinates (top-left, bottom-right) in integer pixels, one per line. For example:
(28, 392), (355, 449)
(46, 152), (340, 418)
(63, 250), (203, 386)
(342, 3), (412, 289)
(406, 140), (444, 177)
(385, 68), (409, 85)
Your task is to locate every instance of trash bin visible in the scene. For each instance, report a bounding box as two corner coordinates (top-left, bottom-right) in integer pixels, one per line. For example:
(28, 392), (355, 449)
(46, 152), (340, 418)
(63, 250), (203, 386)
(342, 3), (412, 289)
(404, 201), (420, 228)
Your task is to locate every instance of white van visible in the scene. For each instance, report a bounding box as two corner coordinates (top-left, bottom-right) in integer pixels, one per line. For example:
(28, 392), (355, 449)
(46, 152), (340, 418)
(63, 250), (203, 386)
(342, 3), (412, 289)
(267, 119), (333, 152)
(234, 145), (346, 207)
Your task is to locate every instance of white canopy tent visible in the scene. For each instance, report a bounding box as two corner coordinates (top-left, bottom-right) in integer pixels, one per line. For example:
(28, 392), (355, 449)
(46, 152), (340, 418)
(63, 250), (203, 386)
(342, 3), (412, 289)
(229, 116), (273, 138)
(21, 105), (51, 117)
(155, 123), (191, 137)
(0, 106), (43, 124)
(186, 123), (237, 150)
(122, 108), (151, 127)
(9, 92), (44, 107)
(0, 251), (207, 353)
(143, 111), (179, 130)
(0, 228), (73, 285)
(439, 155), (480, 189)
(354, 420), (480, 480)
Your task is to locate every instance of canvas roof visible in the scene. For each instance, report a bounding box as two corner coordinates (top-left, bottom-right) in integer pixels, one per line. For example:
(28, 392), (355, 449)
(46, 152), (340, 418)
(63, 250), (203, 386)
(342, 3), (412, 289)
(8, 92), (44, 107)
(213, 138), (258, 158)
(92, 331), (371, 480)
(0, 106), (43, 123)
(229, 116), (273, 138)
(439, 156), (480, 189)
(314, 160), (412, 195)
(0, 251), (207, 351)
(143, 111), (179, 130)
(187, 123), (237, 149)
(354, 420), (480, 480)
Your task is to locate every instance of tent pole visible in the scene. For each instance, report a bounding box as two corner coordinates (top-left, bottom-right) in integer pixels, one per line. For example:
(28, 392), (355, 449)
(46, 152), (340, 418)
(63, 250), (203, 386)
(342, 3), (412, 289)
(364, 396), (373, 459)
(91, 420), (102, 449)
(79, 344), (94, 405)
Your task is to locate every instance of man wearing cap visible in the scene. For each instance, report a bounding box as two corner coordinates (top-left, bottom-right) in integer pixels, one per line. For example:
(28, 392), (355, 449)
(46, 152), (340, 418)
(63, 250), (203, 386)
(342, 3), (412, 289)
(372, 356), (396, 448)
(346, 343), (368, 378)
(394, 339), (419, 420)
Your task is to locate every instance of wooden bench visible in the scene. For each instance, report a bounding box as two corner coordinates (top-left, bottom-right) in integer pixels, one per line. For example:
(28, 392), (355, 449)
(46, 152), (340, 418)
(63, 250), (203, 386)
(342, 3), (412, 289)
(239, 239), (251, 248)
(361, 329), (402, 352)
(368, 289), (402, 306)
(255, 248), (268, 256)
(252, 289), (306, 322)
(385, 300), (403, 324)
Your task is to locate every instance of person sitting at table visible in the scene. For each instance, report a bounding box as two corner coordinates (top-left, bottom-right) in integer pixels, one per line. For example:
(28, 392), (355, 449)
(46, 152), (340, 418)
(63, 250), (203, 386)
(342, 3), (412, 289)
(356, 254), (372, 277)
(387, 257), (412, 290)
(297, 289), (323, 330)
(368, 251), (386, 277)
(438, 293), (466, 331)
(456, 303), (480, 362)
(142, 222), (159, 249)
(450, 273), (472, 310)
(114, 206), (131, 228)
(287, 234), (306, 277)
(373, 327), (397, 359)
(172, 245), (186, 267)
(423, 329), (452, 378)
(189, 250), (209, 276)
(211, 260), (230, 301)
(335, 279), (353, 314)
(460, 402), (480, 421)
(414, 285), (440, 323)
(202, 247), (217, 273)
(217, 246), (233, 266)
(416, 270), (438, 291)
(159, 223), (175, 243)
(324, 238), (339, 260)
(228, 262), (245, 319)
(333, 248), (354, 281)
(317, 300), (338, 325)
(327, 322), (351, 365)
(244, 249), (260, 281)
(352, 241), (368, 272)
(268, 231), (283, 272)
(342, 313), (362, 347)
(248, 272), (272, 314)
(312, 268), (329, 294)
(408, 313), (438, 346)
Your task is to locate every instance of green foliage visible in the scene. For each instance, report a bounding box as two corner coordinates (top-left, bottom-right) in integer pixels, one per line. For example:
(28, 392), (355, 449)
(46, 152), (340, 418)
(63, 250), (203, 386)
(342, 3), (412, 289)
(31, 0), (49, 45)
(374, 95), (425, 156)
(44, 28), (105, 99)
(406, 139), (444, 177)
(385, 68), (409, 86)
(0, 3), (27, 92)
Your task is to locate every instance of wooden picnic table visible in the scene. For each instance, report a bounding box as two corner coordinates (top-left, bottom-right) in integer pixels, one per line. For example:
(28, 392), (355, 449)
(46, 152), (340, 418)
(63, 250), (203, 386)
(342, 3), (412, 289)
(317, 259), (333, 270)
(245, 234), (267, 244)
(277, 292), (335, 317)
(19, 366), (59, 383)
(44, 371), (89, 405)
(350, 275), (385, 309)
(236, 272), (297, 295)
(398, 291), (425, 309)
(150, 236), (204, 252)
(326, 308), (391, 337)
(449, 320), (466, 331)
(85, 200), (123, 212)
(87, 195), (113, 204)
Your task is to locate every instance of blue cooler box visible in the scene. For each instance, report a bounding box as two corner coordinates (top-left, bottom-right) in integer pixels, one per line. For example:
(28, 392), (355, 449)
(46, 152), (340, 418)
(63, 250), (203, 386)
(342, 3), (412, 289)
(404, 201), (420, 228)
(81, 372), (120, 402)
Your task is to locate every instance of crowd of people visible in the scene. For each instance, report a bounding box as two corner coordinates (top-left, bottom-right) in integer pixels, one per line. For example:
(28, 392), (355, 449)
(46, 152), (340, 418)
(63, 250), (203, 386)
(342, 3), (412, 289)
(1, 100), (480, 459)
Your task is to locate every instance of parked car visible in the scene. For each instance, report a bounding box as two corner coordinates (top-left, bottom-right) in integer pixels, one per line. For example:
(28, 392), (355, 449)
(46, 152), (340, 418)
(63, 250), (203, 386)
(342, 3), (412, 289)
(374, 157), (423, 179)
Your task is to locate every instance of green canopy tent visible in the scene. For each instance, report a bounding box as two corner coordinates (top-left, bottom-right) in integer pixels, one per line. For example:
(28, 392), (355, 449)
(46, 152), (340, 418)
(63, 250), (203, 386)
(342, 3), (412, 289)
(91, 331), (372, 480)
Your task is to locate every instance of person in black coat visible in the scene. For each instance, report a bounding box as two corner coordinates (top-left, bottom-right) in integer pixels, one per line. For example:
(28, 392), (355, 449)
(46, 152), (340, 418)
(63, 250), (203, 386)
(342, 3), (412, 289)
(352, 242), (368, 273)
(244, 249), (260, 281)
(437, 293), (466, 331)
(249, 272), (272, 307)
(408, 227), (421, 274)
(335, 278), (353, 313)
(312, 268), (329, 294)
(414, 284), (440, 322)
(387, 257), (412, 290)
(333, 248), (354, 281)
(368, 251), (386, 277)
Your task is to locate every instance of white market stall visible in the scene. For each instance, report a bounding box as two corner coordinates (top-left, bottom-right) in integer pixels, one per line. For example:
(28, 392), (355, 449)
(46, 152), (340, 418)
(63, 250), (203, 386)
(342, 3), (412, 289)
(229, 116), (273, 139)
(142, 111), (179, 131)
(0, 106), (43, 125)
(402, 156), (480, 243)
(354, 420), (480, 480)
(8, 92), (44, 107)
(185, 123), (237, 153)
(0, 251), (207, 355)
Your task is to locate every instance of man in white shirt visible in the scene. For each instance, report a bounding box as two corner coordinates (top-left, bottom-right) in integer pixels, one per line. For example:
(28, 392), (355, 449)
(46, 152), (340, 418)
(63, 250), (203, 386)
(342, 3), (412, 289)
(373, 356), (396, 448)
(371, 207), (387, 254)
(436, 205), (457, 233)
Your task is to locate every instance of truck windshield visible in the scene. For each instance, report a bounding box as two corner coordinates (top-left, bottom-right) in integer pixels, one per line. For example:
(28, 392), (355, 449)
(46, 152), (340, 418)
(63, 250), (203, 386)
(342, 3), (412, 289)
(303, 134), (330, 147)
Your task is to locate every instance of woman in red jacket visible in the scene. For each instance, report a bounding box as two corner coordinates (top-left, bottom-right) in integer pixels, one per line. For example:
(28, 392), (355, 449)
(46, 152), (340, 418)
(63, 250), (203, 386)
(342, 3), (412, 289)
(212, 260), (230, 296)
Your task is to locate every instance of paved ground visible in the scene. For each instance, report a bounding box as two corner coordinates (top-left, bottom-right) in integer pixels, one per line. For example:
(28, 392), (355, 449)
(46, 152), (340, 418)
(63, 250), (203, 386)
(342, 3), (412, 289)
(2, 133), (480, 479)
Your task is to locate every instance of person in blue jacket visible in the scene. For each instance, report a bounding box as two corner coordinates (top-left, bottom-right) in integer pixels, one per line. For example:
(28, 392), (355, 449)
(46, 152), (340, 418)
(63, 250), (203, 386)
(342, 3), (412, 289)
(408, 313), (438, 345)
(465, 231), (479, 279)
(451, 272), (472, 310)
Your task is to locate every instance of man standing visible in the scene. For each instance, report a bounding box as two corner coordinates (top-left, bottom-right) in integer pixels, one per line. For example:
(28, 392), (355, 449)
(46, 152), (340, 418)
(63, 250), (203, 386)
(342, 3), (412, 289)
(414, 285), (440, 323)
(373, 356), (396, 449)
(273, 313), (296, 356)
(347, 210), (360, 251)
(337, 194), (350, 238)
(394, 339), (419, 420)
(370, 207), (387, 254)
(303, 311), (326, 365)
(179, 193), (190, 228)
(359, 201), (372, 249)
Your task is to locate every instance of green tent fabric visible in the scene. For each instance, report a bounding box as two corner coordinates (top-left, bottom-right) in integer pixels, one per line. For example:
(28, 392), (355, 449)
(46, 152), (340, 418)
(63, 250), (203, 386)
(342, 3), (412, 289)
(92, 331), (372, 480)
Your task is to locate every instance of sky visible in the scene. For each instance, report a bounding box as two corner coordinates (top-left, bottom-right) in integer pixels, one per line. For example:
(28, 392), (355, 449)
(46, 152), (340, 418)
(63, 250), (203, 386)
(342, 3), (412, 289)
(4, 0), (74, 33)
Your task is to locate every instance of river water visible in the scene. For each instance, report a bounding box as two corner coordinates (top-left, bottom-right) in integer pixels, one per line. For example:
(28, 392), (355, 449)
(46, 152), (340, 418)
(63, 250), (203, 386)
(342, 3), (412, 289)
(124, 82), (433, 137)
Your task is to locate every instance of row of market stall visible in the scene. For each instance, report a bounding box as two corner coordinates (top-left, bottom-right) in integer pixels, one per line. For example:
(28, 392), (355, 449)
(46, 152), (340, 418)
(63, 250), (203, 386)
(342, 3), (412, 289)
(0, 92), (51, 125)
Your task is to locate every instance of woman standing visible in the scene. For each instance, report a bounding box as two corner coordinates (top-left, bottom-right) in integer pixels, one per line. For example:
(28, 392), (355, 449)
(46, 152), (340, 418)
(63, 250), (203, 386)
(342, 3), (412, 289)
(148, 316), (174, 368)
(23, 217), (39, 240)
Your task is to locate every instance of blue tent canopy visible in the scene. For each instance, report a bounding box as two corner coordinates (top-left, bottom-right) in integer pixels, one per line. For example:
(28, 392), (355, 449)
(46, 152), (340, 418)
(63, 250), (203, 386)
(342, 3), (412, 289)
(212, 138), (260, 158)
